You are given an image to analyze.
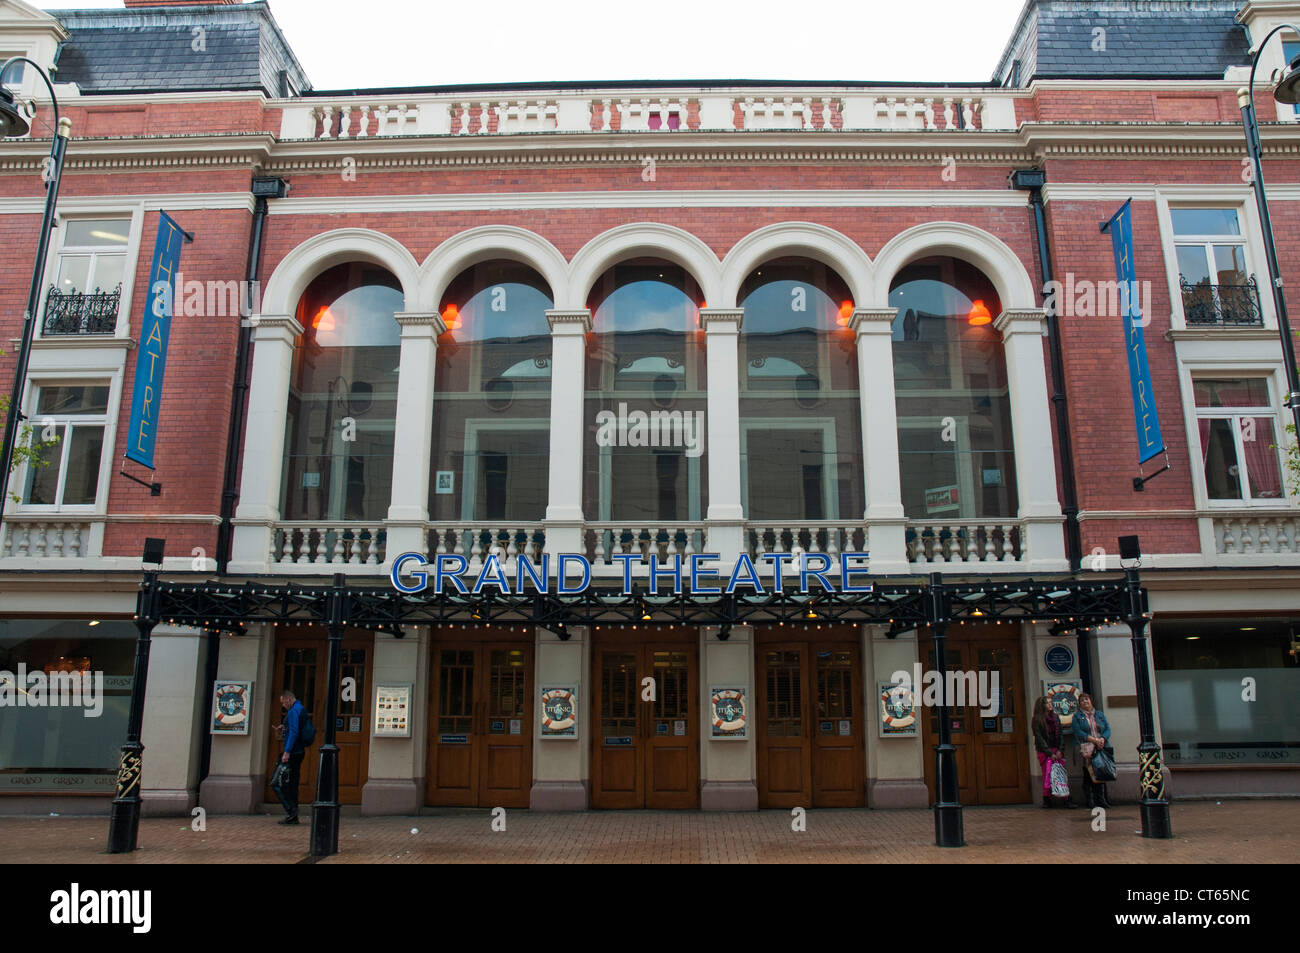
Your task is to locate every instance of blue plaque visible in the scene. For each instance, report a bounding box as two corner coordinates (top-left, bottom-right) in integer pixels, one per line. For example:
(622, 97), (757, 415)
(1044, 644), (1075, 675)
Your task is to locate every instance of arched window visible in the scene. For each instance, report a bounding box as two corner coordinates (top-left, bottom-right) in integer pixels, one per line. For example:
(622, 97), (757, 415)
(431, 260), (553, 521)
(888, 256), (1017, 519)
(738, 258), (862, 524)
(282, 262), (403, 522)
(583, 259), (707, 524)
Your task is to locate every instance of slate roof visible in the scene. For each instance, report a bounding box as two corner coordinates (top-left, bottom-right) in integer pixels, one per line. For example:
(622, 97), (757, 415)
(995, 1), (1252, 86)
(51, 1), (310, 95)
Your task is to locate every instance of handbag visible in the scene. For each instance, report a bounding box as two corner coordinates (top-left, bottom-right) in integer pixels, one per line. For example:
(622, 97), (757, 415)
(1048, 758), (1071, 798)
(270, 761), (290, 791)
(1091, 747), (1117, 782)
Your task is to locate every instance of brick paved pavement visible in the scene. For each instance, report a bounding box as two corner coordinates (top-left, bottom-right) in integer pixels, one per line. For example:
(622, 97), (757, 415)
(0, 801), (1292, 864)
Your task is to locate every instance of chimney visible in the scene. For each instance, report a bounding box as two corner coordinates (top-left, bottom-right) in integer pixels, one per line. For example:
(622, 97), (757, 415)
(122, 1), (242, 6)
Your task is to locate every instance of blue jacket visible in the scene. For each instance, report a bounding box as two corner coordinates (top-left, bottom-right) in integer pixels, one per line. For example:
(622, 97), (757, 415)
(283, 700), (305, 754)
(1073, 707), (1110, 747)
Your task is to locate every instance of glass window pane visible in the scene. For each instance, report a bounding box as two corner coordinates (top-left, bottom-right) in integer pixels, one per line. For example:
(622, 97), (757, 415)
(1193, 379), (1270, 408)
(1171, 208), (1240, 236)
(36, 385), (110, 416)
(62, 426), (104, 505)
(1212, 245), (1247, 286)
(91, 255), (125, 293)
(1199, 417), (1242, 500)
(1175, 245), (1210, 286)
(1244, 418), (1283, 499)
(55, 256), (90, 295)
(23, 434), (64, 505)
(63, 219), (130, 247)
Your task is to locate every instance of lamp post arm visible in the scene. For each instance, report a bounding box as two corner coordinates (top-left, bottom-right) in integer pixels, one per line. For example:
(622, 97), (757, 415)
(0, 58), (70, 520)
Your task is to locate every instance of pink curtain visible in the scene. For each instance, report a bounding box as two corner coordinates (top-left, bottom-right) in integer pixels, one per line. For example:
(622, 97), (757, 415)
(1244, 418), (1283, 498)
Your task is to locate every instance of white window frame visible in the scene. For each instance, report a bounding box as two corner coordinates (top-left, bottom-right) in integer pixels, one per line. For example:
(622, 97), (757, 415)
(1155, 188), (1276, 331)
(1178, 362), (1294, 511)
(13, 371), (122, 516)
(37, 206), (145, 341)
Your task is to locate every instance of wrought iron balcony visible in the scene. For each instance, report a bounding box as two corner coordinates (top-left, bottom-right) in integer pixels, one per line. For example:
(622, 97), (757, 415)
(1179, 275), (1263, 327)
(42, 283), (121, 335)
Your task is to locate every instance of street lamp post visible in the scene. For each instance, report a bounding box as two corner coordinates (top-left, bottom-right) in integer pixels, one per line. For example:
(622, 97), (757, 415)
(1238, 26), (1300, 441)
(0, 58), (71, 517)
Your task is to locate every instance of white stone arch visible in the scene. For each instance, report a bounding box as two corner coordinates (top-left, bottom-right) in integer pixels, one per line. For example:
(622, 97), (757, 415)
(565, 222), (722, 311)
(418, 225), (569, 312)
(871, 221), (1037, 311)
(259, 227), (420, 317)
(719, 221), (874, 309)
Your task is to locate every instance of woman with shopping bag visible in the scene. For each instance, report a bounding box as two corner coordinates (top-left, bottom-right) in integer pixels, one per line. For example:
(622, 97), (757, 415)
(1073, 692), (1114, 808)
(1032, 696), (1074, 808)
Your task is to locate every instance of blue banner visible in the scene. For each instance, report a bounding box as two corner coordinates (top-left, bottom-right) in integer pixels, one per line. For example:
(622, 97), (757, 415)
(125, 211), (185, 469)
(1102, 199), (1165, 465)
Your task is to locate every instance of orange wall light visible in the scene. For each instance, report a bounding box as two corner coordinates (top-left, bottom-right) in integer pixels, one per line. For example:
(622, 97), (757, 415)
(312, 306), (335, 333)
(838, 300), (854, 326)
(441, 302), (460, 329)
(967, 299), (992, 326)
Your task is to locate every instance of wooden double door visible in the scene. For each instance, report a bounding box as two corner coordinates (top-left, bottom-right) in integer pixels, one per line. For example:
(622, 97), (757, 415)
(756, 631), (865, 808)
(266, 631), (373, 806)
(920, 627), (1031, 805)
(425, 636), (533, 807)
(591, 631), (699, 809)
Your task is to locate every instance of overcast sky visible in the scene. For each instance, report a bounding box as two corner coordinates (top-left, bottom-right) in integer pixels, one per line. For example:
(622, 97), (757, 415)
(35, 0), (1028, 89)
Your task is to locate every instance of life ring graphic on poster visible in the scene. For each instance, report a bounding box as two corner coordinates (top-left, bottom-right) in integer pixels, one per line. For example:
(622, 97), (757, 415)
(1044, 681), (1081, 729)
(710, 688), (747, 738)
(210, 681), (252, 735)
(879, 681), (918, 736)
(540, 686), (577, 737)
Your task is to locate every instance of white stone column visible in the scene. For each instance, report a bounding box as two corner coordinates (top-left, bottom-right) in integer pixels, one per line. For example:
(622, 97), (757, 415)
(362, 626), (429, 814)
(230, 314), (302, 573)
(851, 308), (908, 573)
(995, 309), (1068, 572)
(385, 312), (445, 565)
(701, 308), (744, 563)
(543, 310), (591, 557)
(140, 625), (208, 816)
(699, 624), (757, 809)
(530, 624), (590, 809)
(863, 623), (929, 807)
(199, 623), (276, 813)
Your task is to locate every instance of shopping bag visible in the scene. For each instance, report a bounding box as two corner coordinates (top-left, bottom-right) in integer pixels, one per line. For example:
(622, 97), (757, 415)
(1090, 748), (1117, 782)
(1049, 758), (1070, 798)
(270, 761), (289, 791)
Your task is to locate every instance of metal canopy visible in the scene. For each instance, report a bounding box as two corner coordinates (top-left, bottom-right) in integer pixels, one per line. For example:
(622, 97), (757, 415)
(144, 573), (1142, 637)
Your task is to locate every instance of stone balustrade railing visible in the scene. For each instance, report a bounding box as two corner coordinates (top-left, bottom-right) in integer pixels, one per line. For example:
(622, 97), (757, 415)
(906, 521), (1022, 564)
(746, 522), (868, 563)
(583, 523), (708, 567)
(271, 523), (386, 566)
(0, 520), (92, 559)
(428, 524), (546, 570)
(280, 91), (1016, 140)
(1213, 513), (1300, 555)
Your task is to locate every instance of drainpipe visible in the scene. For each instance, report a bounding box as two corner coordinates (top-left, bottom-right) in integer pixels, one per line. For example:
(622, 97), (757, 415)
(1011, 168), (1082, 572)
(201, 176), (287, 788)
(215, 176), (288, 574)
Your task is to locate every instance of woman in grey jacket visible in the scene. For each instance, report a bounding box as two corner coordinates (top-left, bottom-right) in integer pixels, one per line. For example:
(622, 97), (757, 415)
(1072, 692), (1112, 808)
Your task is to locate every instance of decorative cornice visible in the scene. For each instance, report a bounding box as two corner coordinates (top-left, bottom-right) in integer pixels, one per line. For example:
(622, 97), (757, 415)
(849, 307), (898, 333)
(249, 314), (303, 337)
(1165, 328), (1280, 342)
(395, 310), (447, 332)
(545, 308), (592, 332)
(698, 307), (743, 331)
(994, 308), (1047, 335)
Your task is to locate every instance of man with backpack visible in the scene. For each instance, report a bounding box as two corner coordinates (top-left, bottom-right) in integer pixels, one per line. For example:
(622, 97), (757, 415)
(271, 689), (313, 825)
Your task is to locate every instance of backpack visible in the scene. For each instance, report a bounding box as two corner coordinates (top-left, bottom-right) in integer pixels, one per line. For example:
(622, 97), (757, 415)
(299, 711), (316, 748)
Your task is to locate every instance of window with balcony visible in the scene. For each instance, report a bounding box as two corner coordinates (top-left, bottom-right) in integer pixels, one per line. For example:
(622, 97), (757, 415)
(42, 218), (129, 336)
(281, 263), (402, 522)
(431, 260), (552, 522)
(888, 257), (1018, 521)
(1172, 208), (1261, 327)
(1193, 377), (1284, 503)
(583, 260), (707, 525)
(21, 383), (109, 508)
(737, 258), (863, 524)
